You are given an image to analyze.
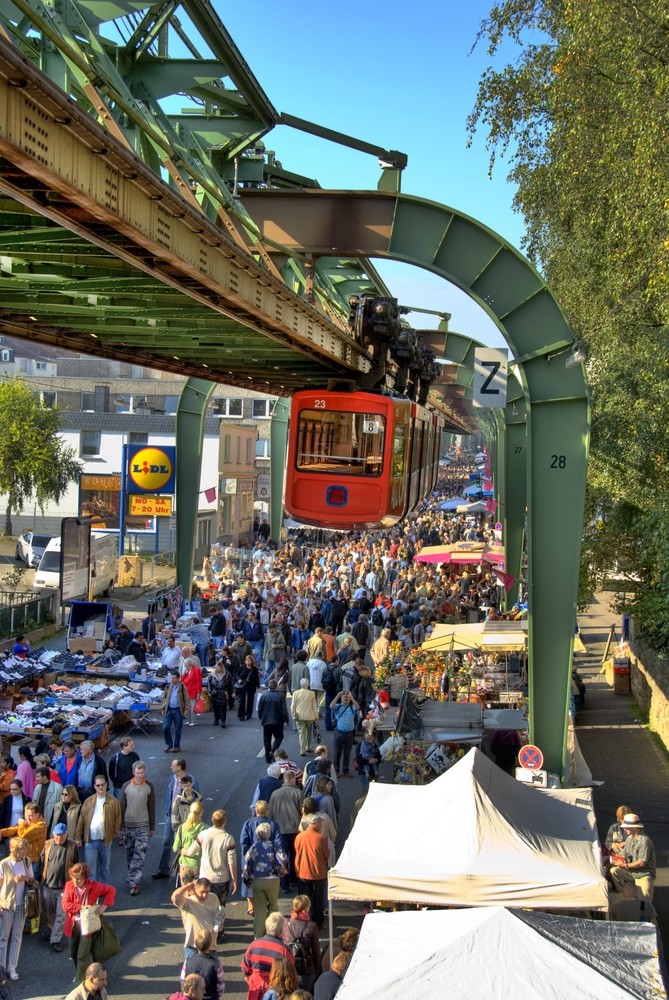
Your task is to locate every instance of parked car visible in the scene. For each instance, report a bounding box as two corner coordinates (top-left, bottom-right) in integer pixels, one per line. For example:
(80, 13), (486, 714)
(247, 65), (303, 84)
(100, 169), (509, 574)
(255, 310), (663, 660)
(15, 531), (54, 568)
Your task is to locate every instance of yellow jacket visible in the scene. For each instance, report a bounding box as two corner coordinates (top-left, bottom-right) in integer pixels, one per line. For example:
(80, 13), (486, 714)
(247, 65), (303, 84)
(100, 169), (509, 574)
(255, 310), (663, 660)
(0, 818), (47, 863)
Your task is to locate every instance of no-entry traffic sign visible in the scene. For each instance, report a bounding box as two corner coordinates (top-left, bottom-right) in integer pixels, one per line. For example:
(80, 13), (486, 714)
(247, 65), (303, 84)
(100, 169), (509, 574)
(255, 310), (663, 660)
(518, 744), (544, 770)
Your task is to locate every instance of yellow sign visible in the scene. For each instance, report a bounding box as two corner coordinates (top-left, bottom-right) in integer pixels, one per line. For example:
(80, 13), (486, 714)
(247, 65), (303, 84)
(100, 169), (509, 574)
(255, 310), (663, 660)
(128, 495), (173, 517)
(128, 447), (174, 492)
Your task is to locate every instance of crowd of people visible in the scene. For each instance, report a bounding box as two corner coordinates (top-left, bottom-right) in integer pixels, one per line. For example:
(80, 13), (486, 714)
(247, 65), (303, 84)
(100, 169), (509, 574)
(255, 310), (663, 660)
(0, 450), (653, 998)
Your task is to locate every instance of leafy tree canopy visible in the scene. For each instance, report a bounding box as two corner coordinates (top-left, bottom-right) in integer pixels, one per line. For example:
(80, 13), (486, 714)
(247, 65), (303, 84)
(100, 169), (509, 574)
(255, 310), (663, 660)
(0, 377), (83, 535)
(469, 1), (669, 649)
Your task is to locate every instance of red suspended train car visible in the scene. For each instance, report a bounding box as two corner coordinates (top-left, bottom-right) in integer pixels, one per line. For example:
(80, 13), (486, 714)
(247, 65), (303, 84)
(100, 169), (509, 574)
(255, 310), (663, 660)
(284, 389), (444, 531)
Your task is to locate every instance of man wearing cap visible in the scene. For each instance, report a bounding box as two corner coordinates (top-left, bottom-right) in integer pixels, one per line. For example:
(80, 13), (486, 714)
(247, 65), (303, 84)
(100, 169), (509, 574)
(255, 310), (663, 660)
(609, 813), (656, 900)
(41, 821), (79, 952)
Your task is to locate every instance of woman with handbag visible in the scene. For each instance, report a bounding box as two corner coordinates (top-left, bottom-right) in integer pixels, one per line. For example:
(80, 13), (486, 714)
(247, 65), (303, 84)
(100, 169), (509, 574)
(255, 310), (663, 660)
(173, 801), (207, 887)
(242, 822), (288, 940)
(207, 659), (234, 728)
(0, 836), (34, 980)
(62, 862), (116, 983)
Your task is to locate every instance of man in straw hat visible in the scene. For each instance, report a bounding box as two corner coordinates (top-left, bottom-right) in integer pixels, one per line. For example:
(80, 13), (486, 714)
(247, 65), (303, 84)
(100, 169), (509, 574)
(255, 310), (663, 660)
(609, 812), (656, 900)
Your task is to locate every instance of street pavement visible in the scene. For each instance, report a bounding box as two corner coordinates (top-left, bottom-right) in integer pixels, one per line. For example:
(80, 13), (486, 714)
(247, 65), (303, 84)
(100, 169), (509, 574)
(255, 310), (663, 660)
(575, 593), (669, 957)
(8, 579), (364, 1000)
(2, 563), (667, 997)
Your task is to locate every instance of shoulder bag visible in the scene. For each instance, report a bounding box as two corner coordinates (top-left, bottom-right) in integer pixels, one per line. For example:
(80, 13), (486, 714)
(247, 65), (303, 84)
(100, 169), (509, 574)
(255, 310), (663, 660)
(91, 917), (121, 962)
(79, 889), (102, 936)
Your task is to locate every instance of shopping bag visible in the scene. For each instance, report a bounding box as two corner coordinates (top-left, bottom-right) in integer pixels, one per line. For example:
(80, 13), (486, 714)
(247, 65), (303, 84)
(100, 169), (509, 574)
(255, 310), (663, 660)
(23, 881), (41, 921)
(194, 695), (207, 715)
(80, 904), (102, 936)
(91, 918), (121, 962)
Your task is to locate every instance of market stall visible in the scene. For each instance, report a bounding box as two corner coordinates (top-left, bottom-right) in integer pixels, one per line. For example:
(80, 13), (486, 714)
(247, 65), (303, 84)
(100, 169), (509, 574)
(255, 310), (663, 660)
(329, 747), (607, 911)
(335, 908), (665, 1000)
(419, 621), (528, 704)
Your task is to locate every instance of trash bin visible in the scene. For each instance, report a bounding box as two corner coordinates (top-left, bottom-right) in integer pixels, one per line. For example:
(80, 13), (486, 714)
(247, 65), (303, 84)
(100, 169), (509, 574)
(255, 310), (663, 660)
(613, 657), (631, 695)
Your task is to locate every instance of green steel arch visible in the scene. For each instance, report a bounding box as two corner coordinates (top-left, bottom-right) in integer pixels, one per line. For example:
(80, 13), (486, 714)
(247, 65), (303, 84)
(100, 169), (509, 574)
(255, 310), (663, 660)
(241, 189), (590, 776)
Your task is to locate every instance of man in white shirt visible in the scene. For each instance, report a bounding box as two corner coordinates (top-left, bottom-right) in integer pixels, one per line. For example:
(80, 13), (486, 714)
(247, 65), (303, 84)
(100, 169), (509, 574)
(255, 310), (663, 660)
(75, 775), (121, 883)
(161, 636), (183, 672)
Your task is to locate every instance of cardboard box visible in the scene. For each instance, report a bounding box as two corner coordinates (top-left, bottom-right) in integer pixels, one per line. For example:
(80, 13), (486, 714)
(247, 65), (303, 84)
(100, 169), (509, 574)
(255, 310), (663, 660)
(69, 638), (97, 653)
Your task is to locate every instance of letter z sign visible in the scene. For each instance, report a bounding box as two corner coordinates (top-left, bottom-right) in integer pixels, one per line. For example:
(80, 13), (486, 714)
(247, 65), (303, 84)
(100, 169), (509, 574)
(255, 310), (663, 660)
(473, 348), (509, 408)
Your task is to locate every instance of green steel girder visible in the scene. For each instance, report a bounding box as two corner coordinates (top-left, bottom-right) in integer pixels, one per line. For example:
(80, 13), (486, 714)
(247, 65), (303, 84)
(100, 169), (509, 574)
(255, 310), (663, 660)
(175, 376), (215, 597)
(269, 397), (289, 544)
(0, 0), (394, 319)
(239, 188), (590, 778)
(504, 380), (528, 608)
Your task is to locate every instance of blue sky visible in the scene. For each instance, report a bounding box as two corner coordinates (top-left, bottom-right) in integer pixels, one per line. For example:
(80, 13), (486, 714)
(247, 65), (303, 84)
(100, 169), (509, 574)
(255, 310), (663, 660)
(221, 1), (525, 345)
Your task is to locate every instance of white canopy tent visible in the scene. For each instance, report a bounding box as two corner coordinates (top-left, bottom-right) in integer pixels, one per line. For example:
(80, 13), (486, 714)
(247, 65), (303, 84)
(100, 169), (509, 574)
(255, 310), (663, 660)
(336, 908), (666, 1000)
(328, 748), (607, 910)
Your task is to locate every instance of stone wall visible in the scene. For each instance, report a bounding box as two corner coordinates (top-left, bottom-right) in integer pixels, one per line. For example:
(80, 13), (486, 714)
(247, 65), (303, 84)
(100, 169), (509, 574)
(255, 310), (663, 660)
(629, 624), (669, 753)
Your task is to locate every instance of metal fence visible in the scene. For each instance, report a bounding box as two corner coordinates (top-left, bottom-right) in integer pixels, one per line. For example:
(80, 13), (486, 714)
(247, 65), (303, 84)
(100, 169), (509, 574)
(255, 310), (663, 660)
(0, 590), (57, 639)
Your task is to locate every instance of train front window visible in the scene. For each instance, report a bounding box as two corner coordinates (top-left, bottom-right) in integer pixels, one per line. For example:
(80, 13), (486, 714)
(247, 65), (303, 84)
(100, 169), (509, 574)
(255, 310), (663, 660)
(295, 409), (385, 476)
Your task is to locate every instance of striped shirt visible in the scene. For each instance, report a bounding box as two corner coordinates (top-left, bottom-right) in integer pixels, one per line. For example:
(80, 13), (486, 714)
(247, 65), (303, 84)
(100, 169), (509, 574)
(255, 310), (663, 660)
(241, 935), (295, 982)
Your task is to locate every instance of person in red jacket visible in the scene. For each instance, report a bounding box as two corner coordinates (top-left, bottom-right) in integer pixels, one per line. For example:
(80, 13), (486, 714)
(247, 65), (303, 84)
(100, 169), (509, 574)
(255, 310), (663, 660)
(182, 659), (204, 727)
(62, 862), (116, 983)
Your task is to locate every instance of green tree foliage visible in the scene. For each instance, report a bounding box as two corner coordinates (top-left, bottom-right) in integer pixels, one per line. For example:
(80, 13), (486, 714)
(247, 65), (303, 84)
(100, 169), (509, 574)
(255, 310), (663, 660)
(468, 0), (669, 649)
(0, 377), (83, 536)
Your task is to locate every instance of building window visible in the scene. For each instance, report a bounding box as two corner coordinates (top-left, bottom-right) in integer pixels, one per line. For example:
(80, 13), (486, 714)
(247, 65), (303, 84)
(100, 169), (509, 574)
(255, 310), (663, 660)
(35, 361), (47, 371)
(255, 439), (270, 460)
(81, 391), (96, 411)
(212, 398), (243, 417)
(81, 430), (101, 457)
(114, 396), (130, 413)
(129, 432), (148, 446)
(252, 399), (272, 419)
(40, 392), (56, 407)
(223, 435), (231, 463)
(197, 519), (211, 548)
(163, 395), (179, 414)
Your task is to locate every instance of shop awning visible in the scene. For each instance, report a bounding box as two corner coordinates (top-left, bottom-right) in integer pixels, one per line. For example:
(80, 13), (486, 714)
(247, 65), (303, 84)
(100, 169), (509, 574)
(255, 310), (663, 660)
(413, 542), (506, 565)
(422, 621), (528, 652)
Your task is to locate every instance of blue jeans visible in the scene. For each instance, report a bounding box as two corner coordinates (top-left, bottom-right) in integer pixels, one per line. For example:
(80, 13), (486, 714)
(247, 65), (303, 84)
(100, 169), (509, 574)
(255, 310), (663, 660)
(324, 691), (335, 730)
(157, 822), (175, 875)
(163, 708), (184, 749)
(84, 839), (111, 884)
(196, 642), (210, 668)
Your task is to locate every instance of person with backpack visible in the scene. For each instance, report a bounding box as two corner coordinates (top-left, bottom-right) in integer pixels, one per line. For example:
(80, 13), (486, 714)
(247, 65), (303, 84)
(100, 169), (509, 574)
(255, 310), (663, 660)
(281, 894), (321, 992)
(370, 605), (385, 638)
(330, 691), (360, 778)
(320, 662), (342, 732)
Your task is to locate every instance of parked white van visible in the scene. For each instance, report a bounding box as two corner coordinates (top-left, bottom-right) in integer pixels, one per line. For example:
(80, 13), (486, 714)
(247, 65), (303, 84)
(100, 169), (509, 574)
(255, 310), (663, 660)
(34, 531), (118, 598)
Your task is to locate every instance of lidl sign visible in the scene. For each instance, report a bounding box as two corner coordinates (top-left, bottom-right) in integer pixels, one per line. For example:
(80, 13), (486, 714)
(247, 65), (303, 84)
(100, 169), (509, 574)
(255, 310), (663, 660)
(127, 446), (175, 495)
